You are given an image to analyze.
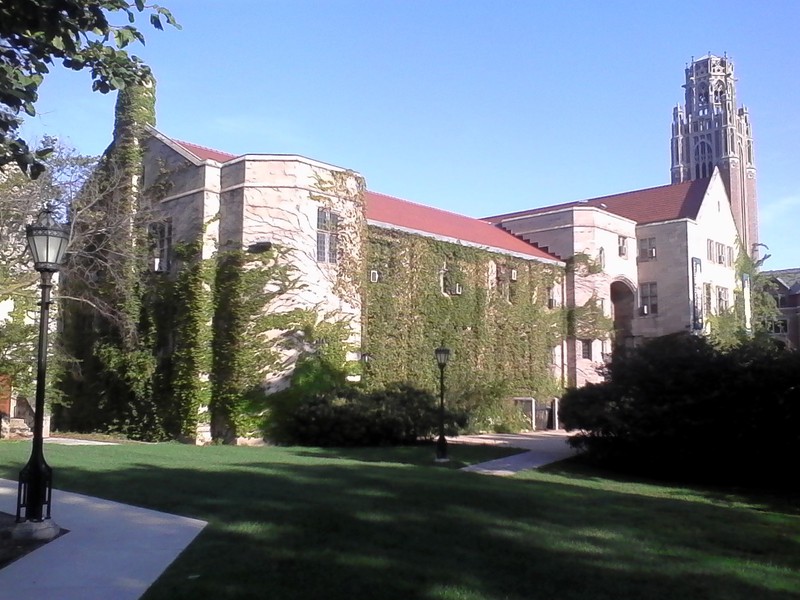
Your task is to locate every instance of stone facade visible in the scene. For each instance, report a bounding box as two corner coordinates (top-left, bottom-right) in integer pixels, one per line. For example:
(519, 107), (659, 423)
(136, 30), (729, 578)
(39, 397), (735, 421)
(671, 54), (758, 255)
(143, 131), (365, 397)
(490, 169), (741, 386)
(137, 54), (757, 407)
(762, 269), (800, 349)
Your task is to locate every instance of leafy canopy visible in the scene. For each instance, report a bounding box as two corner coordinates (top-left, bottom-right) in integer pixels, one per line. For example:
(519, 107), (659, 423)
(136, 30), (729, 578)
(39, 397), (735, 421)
(0, 0), (179, 178)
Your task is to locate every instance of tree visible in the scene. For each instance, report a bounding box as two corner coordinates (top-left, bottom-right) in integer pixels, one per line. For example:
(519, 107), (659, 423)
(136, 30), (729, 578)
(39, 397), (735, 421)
(0, 0), (179, 178)
(0, 138), (99, 401)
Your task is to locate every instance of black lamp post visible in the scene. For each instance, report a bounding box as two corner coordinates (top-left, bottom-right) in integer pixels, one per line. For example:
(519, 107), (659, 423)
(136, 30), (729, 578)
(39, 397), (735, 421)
(16, 207), (69, 524)
(434, 345), (450, 462)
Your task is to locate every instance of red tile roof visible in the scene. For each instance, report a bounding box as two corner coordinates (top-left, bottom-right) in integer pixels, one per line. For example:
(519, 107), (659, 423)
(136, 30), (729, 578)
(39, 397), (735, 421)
(174, 139), (238, 163)
(160, 134), (561, 263)
(366, 191), (560, 262)
(485, 178), (711, 226)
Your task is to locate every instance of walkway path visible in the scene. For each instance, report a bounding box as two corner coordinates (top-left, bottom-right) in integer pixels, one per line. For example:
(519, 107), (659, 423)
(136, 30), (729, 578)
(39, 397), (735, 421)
(456, 431), (578, 476)
(0, 431), (574, 598)
(0, 479), (206, 600)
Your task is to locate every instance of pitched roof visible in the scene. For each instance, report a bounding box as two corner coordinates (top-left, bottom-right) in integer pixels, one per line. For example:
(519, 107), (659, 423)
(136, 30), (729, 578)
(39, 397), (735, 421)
(155, 133), (562, 264)
(763, 268), (800, 294)
(484, 178), (711, 226)
(174, 139), (238, 163)
(366, 191), (560, 263)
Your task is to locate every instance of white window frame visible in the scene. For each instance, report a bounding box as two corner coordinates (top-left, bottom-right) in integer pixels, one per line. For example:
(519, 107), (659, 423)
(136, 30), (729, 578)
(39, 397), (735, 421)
(316, 208), (339, 264)
(640, 282), (658, 315)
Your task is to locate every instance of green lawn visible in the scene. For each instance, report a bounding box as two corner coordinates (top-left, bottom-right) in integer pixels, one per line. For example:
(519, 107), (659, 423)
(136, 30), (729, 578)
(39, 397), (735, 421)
(1, 440), (798, 600)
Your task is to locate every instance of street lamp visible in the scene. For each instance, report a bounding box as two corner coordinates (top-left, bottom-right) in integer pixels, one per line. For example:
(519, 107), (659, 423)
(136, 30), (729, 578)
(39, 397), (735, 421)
(434, 345), (450, 462)
(16, 207), (68, 531)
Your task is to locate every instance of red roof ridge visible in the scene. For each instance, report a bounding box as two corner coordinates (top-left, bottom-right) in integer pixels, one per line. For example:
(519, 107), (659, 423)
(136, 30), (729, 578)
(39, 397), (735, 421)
(484, 179), (703, 222)
(365, 190), (562, 264)
(174, 139), (238, 162)
(366, 190), (485, 223)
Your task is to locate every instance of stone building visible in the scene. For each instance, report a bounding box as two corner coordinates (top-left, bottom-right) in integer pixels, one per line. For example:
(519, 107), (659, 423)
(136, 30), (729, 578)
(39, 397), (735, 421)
(485, 168), (740, 385)
(670, 54), (758, 255)
(761, 269), (800, 349)
(141, 54), (756, 394)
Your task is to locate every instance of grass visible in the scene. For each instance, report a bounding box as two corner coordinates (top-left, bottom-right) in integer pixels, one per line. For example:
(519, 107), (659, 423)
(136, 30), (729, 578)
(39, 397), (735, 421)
(1, 440), (798, 600)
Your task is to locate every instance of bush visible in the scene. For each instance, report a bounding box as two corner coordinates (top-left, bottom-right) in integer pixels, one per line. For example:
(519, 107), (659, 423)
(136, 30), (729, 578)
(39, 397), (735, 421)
(367, 383), (441, 444)
(561, 333), (800, 487)
(449, 379), (529, 434)
(269, 382), (457, 447)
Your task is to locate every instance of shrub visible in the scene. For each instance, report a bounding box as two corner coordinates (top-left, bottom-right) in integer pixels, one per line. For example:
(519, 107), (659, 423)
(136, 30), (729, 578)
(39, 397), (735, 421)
(271, 382), (458, 447)
(448, 379), (528, 434)
(561, 333), (800, 487)
(366, 383), (441, 443)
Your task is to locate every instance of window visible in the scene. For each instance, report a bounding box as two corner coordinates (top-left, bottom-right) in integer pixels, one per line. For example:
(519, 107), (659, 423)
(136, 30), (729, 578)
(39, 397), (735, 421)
(776, 294), (788, 308)
(704, 283), (713, 316)
(726, 246), (734, 267)
(597, 247), (605, 269)
(580, 339), (592, 360)
(618, 236), (628, 258)
(638, 237), (656, 261)
(707, 239), (714, 261)
(316, 208), (339, 263)
(150, 220), (172, 272)
(768, 319), (789, 334)
(640, 282), (658, 315)
(717, 286), (729, 312)
(547, 286), (557, 309)
(715, 242), (725, 265)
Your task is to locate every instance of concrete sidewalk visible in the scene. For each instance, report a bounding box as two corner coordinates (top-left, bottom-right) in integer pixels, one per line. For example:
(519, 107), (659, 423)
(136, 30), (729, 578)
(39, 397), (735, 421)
(0, 479), (206, 600)
(456, 431), (578, 476)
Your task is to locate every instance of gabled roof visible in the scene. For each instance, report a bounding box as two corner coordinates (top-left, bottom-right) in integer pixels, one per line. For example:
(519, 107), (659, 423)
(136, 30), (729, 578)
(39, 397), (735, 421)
(485, 178), (711, 226)
(366, 191), (561, 263)
(763, 269), (800, 294)
(150, 132), (561, 264)
(173, 139), (238, 163)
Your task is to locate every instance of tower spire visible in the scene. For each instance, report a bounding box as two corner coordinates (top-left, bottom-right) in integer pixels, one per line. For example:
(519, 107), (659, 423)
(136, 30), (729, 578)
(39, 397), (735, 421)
(670, 54), (758, 253)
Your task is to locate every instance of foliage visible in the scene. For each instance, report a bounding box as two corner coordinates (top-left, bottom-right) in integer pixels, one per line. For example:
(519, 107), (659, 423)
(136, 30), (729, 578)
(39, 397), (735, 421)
(560, 332), (800, 486)
(362, 227), (564, 408)
(274, 382), (449, 447)
(0, 0), (179, 177)
(56, 81), (166, 440)
(448, 378), (529, 433)
(160, 242), (213, 440)
(707, 243), (779, 349)
(210, 247), (310, 443)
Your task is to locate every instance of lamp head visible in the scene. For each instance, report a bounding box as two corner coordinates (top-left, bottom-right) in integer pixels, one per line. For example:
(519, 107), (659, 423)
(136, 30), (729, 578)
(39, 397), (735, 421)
(434, 346), (450, 368)
(26, 206), (69, 273)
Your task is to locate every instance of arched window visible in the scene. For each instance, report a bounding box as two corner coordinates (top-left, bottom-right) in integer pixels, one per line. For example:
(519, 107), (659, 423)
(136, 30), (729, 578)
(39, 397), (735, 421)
(713, 81), (726, 104)
(694, 141), (713, 178)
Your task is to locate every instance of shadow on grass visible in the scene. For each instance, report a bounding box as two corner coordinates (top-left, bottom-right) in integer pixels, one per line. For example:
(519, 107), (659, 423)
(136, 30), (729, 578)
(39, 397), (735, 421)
(540, 457), (800, 516)
(291, 441), (524, 469)
(0, 443), (798, 600)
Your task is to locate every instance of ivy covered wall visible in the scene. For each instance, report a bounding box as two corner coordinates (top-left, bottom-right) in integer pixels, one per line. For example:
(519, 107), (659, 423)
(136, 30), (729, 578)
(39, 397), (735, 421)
(362, 227), (566, 399)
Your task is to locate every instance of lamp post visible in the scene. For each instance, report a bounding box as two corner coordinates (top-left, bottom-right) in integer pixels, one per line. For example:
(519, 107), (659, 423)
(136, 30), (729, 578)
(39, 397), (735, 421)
(16, 207), (69, 528)
(434, 345), (450, 462)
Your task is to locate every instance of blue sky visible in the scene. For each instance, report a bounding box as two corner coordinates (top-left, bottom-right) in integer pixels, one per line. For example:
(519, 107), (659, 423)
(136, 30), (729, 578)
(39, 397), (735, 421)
(22, 0), (799, 269)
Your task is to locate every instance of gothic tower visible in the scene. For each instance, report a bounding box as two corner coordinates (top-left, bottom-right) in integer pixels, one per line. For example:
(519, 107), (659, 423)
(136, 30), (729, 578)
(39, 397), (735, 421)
(670, 54), (758, 254)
